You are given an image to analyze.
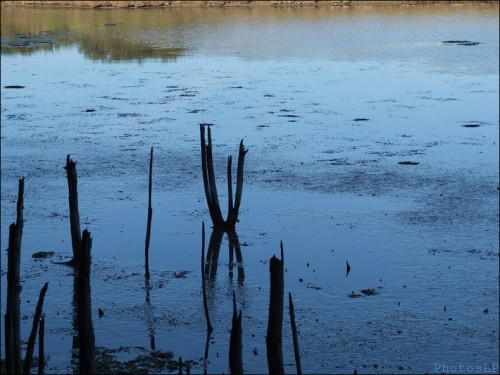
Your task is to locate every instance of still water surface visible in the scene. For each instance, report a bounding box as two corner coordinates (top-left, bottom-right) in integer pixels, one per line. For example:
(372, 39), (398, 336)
(1, 3), (499, 374)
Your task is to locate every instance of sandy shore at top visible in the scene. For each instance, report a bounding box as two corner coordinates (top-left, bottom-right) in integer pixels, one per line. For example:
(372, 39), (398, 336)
(1, 1), (497, 8)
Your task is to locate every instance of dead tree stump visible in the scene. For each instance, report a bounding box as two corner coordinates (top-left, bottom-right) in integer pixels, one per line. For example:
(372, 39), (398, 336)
(5, 178), (24, 375)
(200, 124), (247, 230)
(77, 229), (95, 374)
(266, 242), (285, 375)
(64, 155), (82, 264)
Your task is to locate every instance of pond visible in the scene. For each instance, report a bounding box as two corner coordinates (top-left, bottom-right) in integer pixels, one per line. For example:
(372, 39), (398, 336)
(1, 2), (499, 374)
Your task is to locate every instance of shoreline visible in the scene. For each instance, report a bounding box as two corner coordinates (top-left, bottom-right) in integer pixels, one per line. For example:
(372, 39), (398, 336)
(1, 1), (498, 8)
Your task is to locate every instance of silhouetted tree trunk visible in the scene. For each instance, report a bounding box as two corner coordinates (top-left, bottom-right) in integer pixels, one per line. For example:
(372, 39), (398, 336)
(64, 155), (81, 264)
(266, 242), (284, 375)
(23, 282), (49, 375)
(77, 230), (95, 374)
(5, 178), (24, 375)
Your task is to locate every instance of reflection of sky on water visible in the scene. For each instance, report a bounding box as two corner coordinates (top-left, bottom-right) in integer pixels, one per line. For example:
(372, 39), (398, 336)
(0, 3), (498, 374)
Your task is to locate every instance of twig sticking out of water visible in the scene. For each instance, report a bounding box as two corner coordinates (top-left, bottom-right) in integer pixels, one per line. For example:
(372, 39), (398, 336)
(145, 147), (153, 279)
(266, 241), (285, 375)
(229, 291), (243, 375)
(22, 282), (49, 375)
(5, 177), (24, 375)
(289, 292), (302, 375)
(64, 155), (82, 265)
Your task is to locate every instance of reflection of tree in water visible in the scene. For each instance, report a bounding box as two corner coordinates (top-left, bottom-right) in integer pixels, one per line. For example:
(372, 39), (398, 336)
(204, 228), (245, 284)
(77, 36), (183, 62)
(1, 31), (74, 56)
(1, 8), (186, 62)
(1, 30), (184, 62)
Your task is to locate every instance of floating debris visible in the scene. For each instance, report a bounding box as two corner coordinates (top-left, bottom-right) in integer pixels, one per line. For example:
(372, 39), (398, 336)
(360, 288), (377, 296)
(442, 40), (481, 46)
(462, 124), (480, 128)
(32, 251), (55, 259)
(398, 161), (419, 165)
(4, 85), (25, 89)
(353, 118), (369, 122)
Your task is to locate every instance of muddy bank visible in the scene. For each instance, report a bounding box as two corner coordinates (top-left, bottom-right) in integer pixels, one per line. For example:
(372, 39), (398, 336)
(1, 0), (498, 8)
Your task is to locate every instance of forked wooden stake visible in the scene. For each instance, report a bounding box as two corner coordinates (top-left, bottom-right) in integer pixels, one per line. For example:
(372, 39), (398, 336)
(200, 124), (247, 230)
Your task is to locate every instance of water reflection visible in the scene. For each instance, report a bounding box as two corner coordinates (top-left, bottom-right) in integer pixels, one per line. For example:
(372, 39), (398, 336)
(144, 277), (156, 351)
(1, 7), (186, 62)
(205, 228), (245, 284)
(1, 3), (498, 72)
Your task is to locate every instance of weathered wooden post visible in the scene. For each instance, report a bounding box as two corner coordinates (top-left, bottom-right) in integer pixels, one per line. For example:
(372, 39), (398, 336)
(266, 242), (285, 375)
(22, 282), (49, 375)
(289, 292), (302, 375)
(5, 177), (24, 375)
(77, 229), (95, 374)
(229, 291), (243, 375)
(145, 147), (153, 279)
(64, 155), (82, 265)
